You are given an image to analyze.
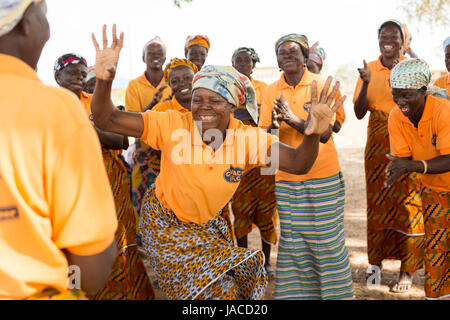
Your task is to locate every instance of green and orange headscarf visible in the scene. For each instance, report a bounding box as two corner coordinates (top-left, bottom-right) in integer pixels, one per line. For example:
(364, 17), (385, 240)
(184, 35), (210, 54)
(163, 58), (198, 84)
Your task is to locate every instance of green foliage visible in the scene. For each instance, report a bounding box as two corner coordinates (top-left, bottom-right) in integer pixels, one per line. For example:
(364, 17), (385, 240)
(173, 0), (193, 7)
(399, 0), (449, 26)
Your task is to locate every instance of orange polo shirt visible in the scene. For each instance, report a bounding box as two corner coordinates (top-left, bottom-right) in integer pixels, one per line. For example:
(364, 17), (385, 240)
(251, 78), (268, 109)
(125, 73), (172, 112)
(353, 55), (407, 114)
(140, 111), (279, 224)
(153, 96), (189, 113)
(434, 74), (450, 93)
(0, 54), (117, 299)
(259, 70), (340, 182)
(388, 95), (450, 192)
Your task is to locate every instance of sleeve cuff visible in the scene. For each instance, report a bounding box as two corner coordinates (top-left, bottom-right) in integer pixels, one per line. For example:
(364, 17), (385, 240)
(66, 235), (115, 256)
(438, 148), (450, 155)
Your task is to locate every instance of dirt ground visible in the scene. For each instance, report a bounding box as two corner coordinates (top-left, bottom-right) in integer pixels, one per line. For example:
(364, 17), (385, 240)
(143, 99), (427, 300)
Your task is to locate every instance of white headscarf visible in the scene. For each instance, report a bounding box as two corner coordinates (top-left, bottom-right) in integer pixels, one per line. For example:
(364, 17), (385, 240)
(0, 0), (39, 37)
(443, 36), (450, 51)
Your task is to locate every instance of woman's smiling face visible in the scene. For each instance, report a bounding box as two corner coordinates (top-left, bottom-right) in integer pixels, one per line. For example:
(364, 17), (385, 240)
(191, 88), (235, 135)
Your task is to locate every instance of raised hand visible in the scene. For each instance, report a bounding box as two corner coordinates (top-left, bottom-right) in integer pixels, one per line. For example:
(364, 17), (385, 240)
(91, 24), (124, 81)
(357, 60), (371, 84)
(304, 76), (346, 136)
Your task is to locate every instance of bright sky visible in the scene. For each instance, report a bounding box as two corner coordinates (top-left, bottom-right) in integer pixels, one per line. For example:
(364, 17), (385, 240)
(37, 0), (449, 87)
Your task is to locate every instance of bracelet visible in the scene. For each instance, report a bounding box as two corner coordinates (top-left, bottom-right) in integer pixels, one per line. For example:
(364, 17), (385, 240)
(421, 160), (428, 174)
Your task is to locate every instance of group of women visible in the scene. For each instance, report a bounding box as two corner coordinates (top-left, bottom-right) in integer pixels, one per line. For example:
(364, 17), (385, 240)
(56, 20), (450, 300)
(1, 0), (449, 301)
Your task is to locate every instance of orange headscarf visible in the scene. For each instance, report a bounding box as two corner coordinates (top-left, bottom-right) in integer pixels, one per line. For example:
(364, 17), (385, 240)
(184, 35), (210, 54)
(163, 58), (198, 84)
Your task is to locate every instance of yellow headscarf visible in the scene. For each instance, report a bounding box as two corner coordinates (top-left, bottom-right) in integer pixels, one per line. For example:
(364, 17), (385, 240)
(163, 58), (198, 84)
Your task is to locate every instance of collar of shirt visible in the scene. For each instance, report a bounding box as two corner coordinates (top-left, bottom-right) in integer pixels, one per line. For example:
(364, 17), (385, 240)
(190, 113), (239, 148)
(375, 55), (407, 72)
(277, 68), (315, 90)
(0, 54), (40, 82)
(170, 96), (188, 112)
(447, 73), (450, 84)
(139, 72), (164, 89)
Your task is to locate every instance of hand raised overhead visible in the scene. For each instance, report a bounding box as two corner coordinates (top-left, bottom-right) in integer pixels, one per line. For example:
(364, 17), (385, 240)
(304, 76), (346, 136)
(91, 24), (124, 81)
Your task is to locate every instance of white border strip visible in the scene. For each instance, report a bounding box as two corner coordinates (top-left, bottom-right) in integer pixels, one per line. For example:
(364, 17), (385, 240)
(426, 293), (450, 300)
(380, 227), (425, 236)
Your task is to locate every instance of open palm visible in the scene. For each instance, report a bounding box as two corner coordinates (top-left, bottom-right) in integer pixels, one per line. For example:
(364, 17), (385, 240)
(304, 77), (346, 136)
(92, 24), (124, 81)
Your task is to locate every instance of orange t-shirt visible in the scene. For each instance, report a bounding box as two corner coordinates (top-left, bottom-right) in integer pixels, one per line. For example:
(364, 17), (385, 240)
(0, 54), (117, 299)
(251, 78), (268, 109)
(353, 55), (407, 114)
(153, 96), (189, 113)
(80, 91), (94, 118)
(140, 111), (279, 224)
(125, 73), (172, 112)
(388, 95), (450, 192)
(434, 74), (450, 93)
(259, 70), (340, 182)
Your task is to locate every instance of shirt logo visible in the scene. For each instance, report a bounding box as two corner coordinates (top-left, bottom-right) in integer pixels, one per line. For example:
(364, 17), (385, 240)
(0, 206), (19, 221)
(431, 134), (437, 147)
(303, 101), (311, 112)
(224, 167), (244, 183)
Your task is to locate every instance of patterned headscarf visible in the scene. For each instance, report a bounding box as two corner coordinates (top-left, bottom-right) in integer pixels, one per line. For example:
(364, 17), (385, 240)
(142, 36), (167, 61)
(184, 35), (210, 54)
(232, 47), (260, 65)
(163, 58), (198, 84)
(275, 33), (309, 55)
(308, 42), (326, 65)
(0, 0), (41, 37)
(390, 58), (448, 98)
(444, 36), (450, 51)
(54, 53), (87, 79)
(192, 65), (258, 124)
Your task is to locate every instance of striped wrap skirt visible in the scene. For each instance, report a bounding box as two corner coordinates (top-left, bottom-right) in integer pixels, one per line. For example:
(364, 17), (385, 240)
(274, 172), (354, 300)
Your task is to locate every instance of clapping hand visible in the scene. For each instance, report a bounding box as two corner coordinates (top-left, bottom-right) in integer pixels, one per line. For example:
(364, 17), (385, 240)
(384, 154), (409, 188)
(304, 76), (346, 136)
